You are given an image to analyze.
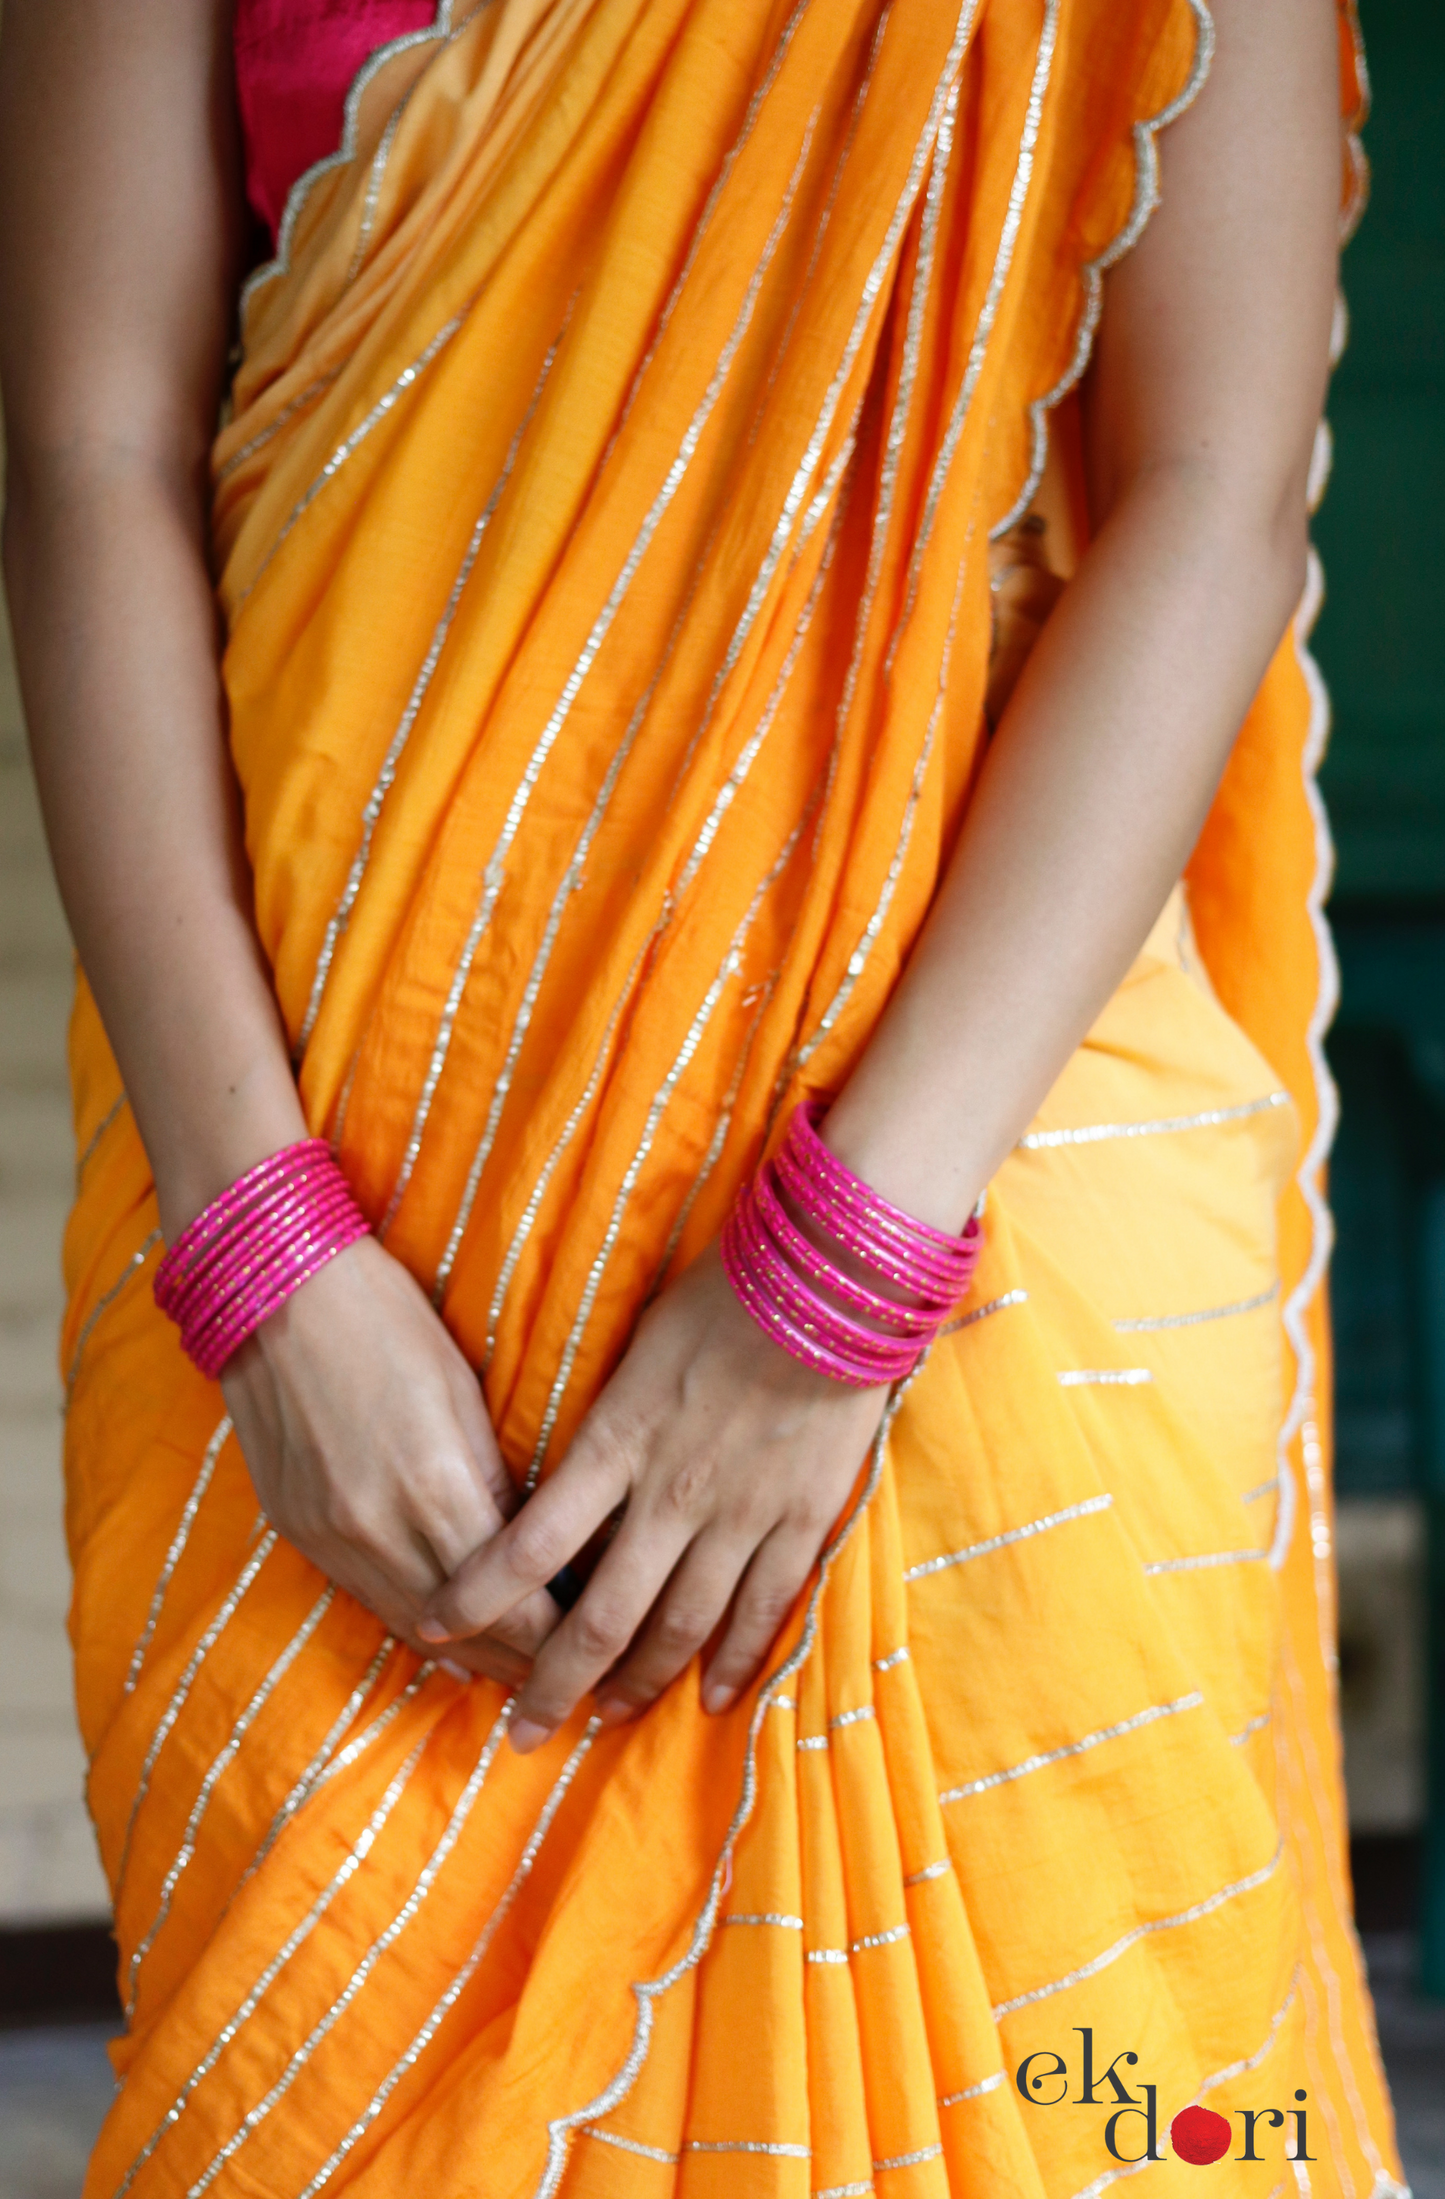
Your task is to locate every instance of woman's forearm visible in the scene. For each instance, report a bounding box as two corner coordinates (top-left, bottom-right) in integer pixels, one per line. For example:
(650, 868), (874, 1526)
(4, 447), (304, 1237)
(823, 464), (1308, 1233)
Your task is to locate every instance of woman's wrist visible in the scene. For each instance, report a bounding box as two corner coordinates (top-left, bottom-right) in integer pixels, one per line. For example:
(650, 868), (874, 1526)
(148, 1050), (311, 1243)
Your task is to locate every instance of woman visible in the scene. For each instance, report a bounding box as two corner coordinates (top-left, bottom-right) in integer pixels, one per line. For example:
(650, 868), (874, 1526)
(0, 0), (1401, 2190)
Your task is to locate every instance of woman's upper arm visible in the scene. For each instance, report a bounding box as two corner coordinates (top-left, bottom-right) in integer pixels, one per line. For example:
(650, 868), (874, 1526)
(1085, 0), (1342, 534)
(0, 0), (242, 485)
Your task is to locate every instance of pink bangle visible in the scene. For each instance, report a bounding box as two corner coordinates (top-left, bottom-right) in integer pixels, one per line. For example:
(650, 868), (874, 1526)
(155, 1140), (370, 1379)
(719, 1103), (982, 1388)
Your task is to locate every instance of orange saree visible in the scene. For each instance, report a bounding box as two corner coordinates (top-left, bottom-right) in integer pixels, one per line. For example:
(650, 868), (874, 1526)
(63, 1), (1402, 2192)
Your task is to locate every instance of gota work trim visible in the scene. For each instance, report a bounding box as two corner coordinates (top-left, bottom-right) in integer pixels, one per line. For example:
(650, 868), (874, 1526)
(74, 1091), (128, 1185)
(64, 1228), (163, 1403)
(112, 1733), (431, 2199)
(939, 1691), (1203, 1806)
(216, 368), (343, 484)
(906, 1860), (952, 1887)
(830, 1703), (875, 1730)
(990, 1842), (1283, 2019)
(114, 1530), (279, 1902)
(191, 1703), (516, 2194)
(583, 2128), (678, 2164)
(798, 1733), (831, 1753)
(816, 2184), (874, 2198)
(382, 125), (818, 1242)
(873, 1646), (910, 1673)
(940, 1287), (1028, 1337)
(1198, 1971), (1299, 2094)
(1242, 1474), (1281, 1505)
(940, 2071), (1006, 2106)
(1141, 1547), (1267, 1576)
(808, 1947), (849, 1965)
(125, 1587), (335, 2020)
(725, 1911), (804, 1930)
(1113, 1283), (1280, 1333)
(989, 0), (1214, 535)
(122, 1416), (230, 1697)
(1019, 1091), (1288, 1149)
(875, 2144), (943, 2171)
(1058, 1368), (1151, 1387)
(297, 1719), (599, 2198)
(1272, 550), (1342, 1580)
(241, 1637), (399, 1886)
(1228, 1711), (1271, 1747)
(298, 320), (565, 1056)
(532, 1401), (900, 2196)
(904, 1491), (1113, 1583)
(688, 2141), (811, 2157)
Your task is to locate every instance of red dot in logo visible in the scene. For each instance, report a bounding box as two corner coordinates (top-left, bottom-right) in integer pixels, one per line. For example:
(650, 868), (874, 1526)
(1169, 2106), (1233, 2165)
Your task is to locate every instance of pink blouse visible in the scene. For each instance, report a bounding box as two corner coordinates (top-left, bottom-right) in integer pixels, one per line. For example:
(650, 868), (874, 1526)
(234, 0), (437, 247)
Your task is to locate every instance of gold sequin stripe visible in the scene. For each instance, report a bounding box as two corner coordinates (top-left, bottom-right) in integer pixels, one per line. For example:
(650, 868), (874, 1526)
(122, 1416), (231, 1699)
(990, 0), (1215, 538)
(938, 1288), (1028, 1338)
(291, 1718), (600, 2199)
(1019, 1092), (1289, 1149)
(215, 368), (345, 486)
(378, 121), (821, 1242)
(1113, 1283), (1281, 1333)
(112, 1530), (279, 1904)
(187, 1701), (516, 2196)
(298, 314), (572, 1058)
(112, 1732), (433, 2199)
(123, 1589), (336, 2020)
(990, 1842), (1283, 2020)
(236, 1637), (402, 1892)
(75, 1090), (129, 1185)
(64, 1228), (164, 1406)
(938, 1692), (1204, 1807)
(1142, 1547), (1268, 1575)
(903, 1491), (1114, 1584)
(1228, 1711), (1271, 1747)
(1057, 1368), (1152, 1387)
(524, 806), (816, 1487)
(583, 2127), (679, 2164)
(532, 1400), (901, 2199)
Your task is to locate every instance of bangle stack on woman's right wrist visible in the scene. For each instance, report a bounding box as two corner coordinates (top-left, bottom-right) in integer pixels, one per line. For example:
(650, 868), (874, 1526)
(720, 1100), (981, 1388)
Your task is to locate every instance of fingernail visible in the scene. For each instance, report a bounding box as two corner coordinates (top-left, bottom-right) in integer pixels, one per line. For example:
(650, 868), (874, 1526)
(416, 1618), (451, 1644)
(438, 1659), (473, 1684)
(509, 1717), (553, 1755)
(702, 1681), (738, 1715)
(594, 1696), (635, 1728)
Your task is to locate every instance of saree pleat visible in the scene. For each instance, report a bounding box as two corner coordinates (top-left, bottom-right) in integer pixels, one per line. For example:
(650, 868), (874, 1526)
(62, 0), (1401, 2191)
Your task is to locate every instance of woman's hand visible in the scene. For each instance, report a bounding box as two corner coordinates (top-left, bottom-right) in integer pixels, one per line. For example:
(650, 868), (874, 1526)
(417, 1246), (888, 1750)
(223, 1234), (560, 1687)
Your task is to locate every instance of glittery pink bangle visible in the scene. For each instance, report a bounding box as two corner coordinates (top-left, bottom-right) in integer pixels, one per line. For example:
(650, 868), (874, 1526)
(719, 1102), (982, 1388)
(155, 1140), (370, 1379)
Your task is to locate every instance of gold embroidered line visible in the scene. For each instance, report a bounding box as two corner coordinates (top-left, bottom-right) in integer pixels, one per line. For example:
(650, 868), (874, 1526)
(688, 2140), (811, 2157)
(830, 1703), (875, 1730)
(525, 813), (813, 1487)
(381, 125), (818, 1241)
(873, 1646), (910, 1673)
(939, 1287), (1028, 1337)
(75, 1091), (128, 1185)
(1113, 1283), (1280, 1333)
(904, 1492), (1113, 1583)
(940, 2071), (1006, 2107)
(1229, 1712), (1271, 1747)
(113, 1530), (278, 1902)
(113, 1733), (431, 2199)
(1020, 1092), (1289, 1149)
(939, 1692), (1203, 1806)
(298, 318), (567, 1056)
(798, 1733), (830, 1753)
(124, 1588), (335, 2018)
(816, 2182), (874, 2197)
(991, 1841), (1283, 2019)
(533, 1399), (900, 2197)
(875, 2144), (943, 2171)
(725, 1911), (805, 1929)
(64, 1228), (163, 1403)
(852, 1923), (909, 1952)
(216, 369), (344, 484)
(295, 1718), (599, 2198)
(646, 975), (778, 1297)
(122, 1416), (231, 1697)
(190, 1701), (516, 2195)
(1242, 1476), (1281, 1505)
(1199, 1971), (1299, 2093)
(1057, 1368), (1152, 1387)
(1142, 1547), (1267, 1576)
(906, 1859), (951, 1887)
(238, 1637), (401, 1888)
(583, 2128), (679, 2164)
(990, 0), (1215, 536)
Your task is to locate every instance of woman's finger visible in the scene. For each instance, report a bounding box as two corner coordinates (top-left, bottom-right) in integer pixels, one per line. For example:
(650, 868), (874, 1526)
(592, 1529), (754, 1721)
(699, 1523), (819, 1714)
(418, 1410), (634, 1642)
(505, 1507), (693, 1750)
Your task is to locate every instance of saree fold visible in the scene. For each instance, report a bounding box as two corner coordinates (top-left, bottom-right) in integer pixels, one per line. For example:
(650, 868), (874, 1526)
(62, 1), (1401, 2192)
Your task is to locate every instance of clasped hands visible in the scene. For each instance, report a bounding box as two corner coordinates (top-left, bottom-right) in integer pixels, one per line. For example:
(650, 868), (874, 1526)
(222, 1233), (887, 1755)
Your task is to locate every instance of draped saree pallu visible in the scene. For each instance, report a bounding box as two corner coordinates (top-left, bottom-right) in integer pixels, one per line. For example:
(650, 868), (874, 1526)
(61, 0), (1402, 2191)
